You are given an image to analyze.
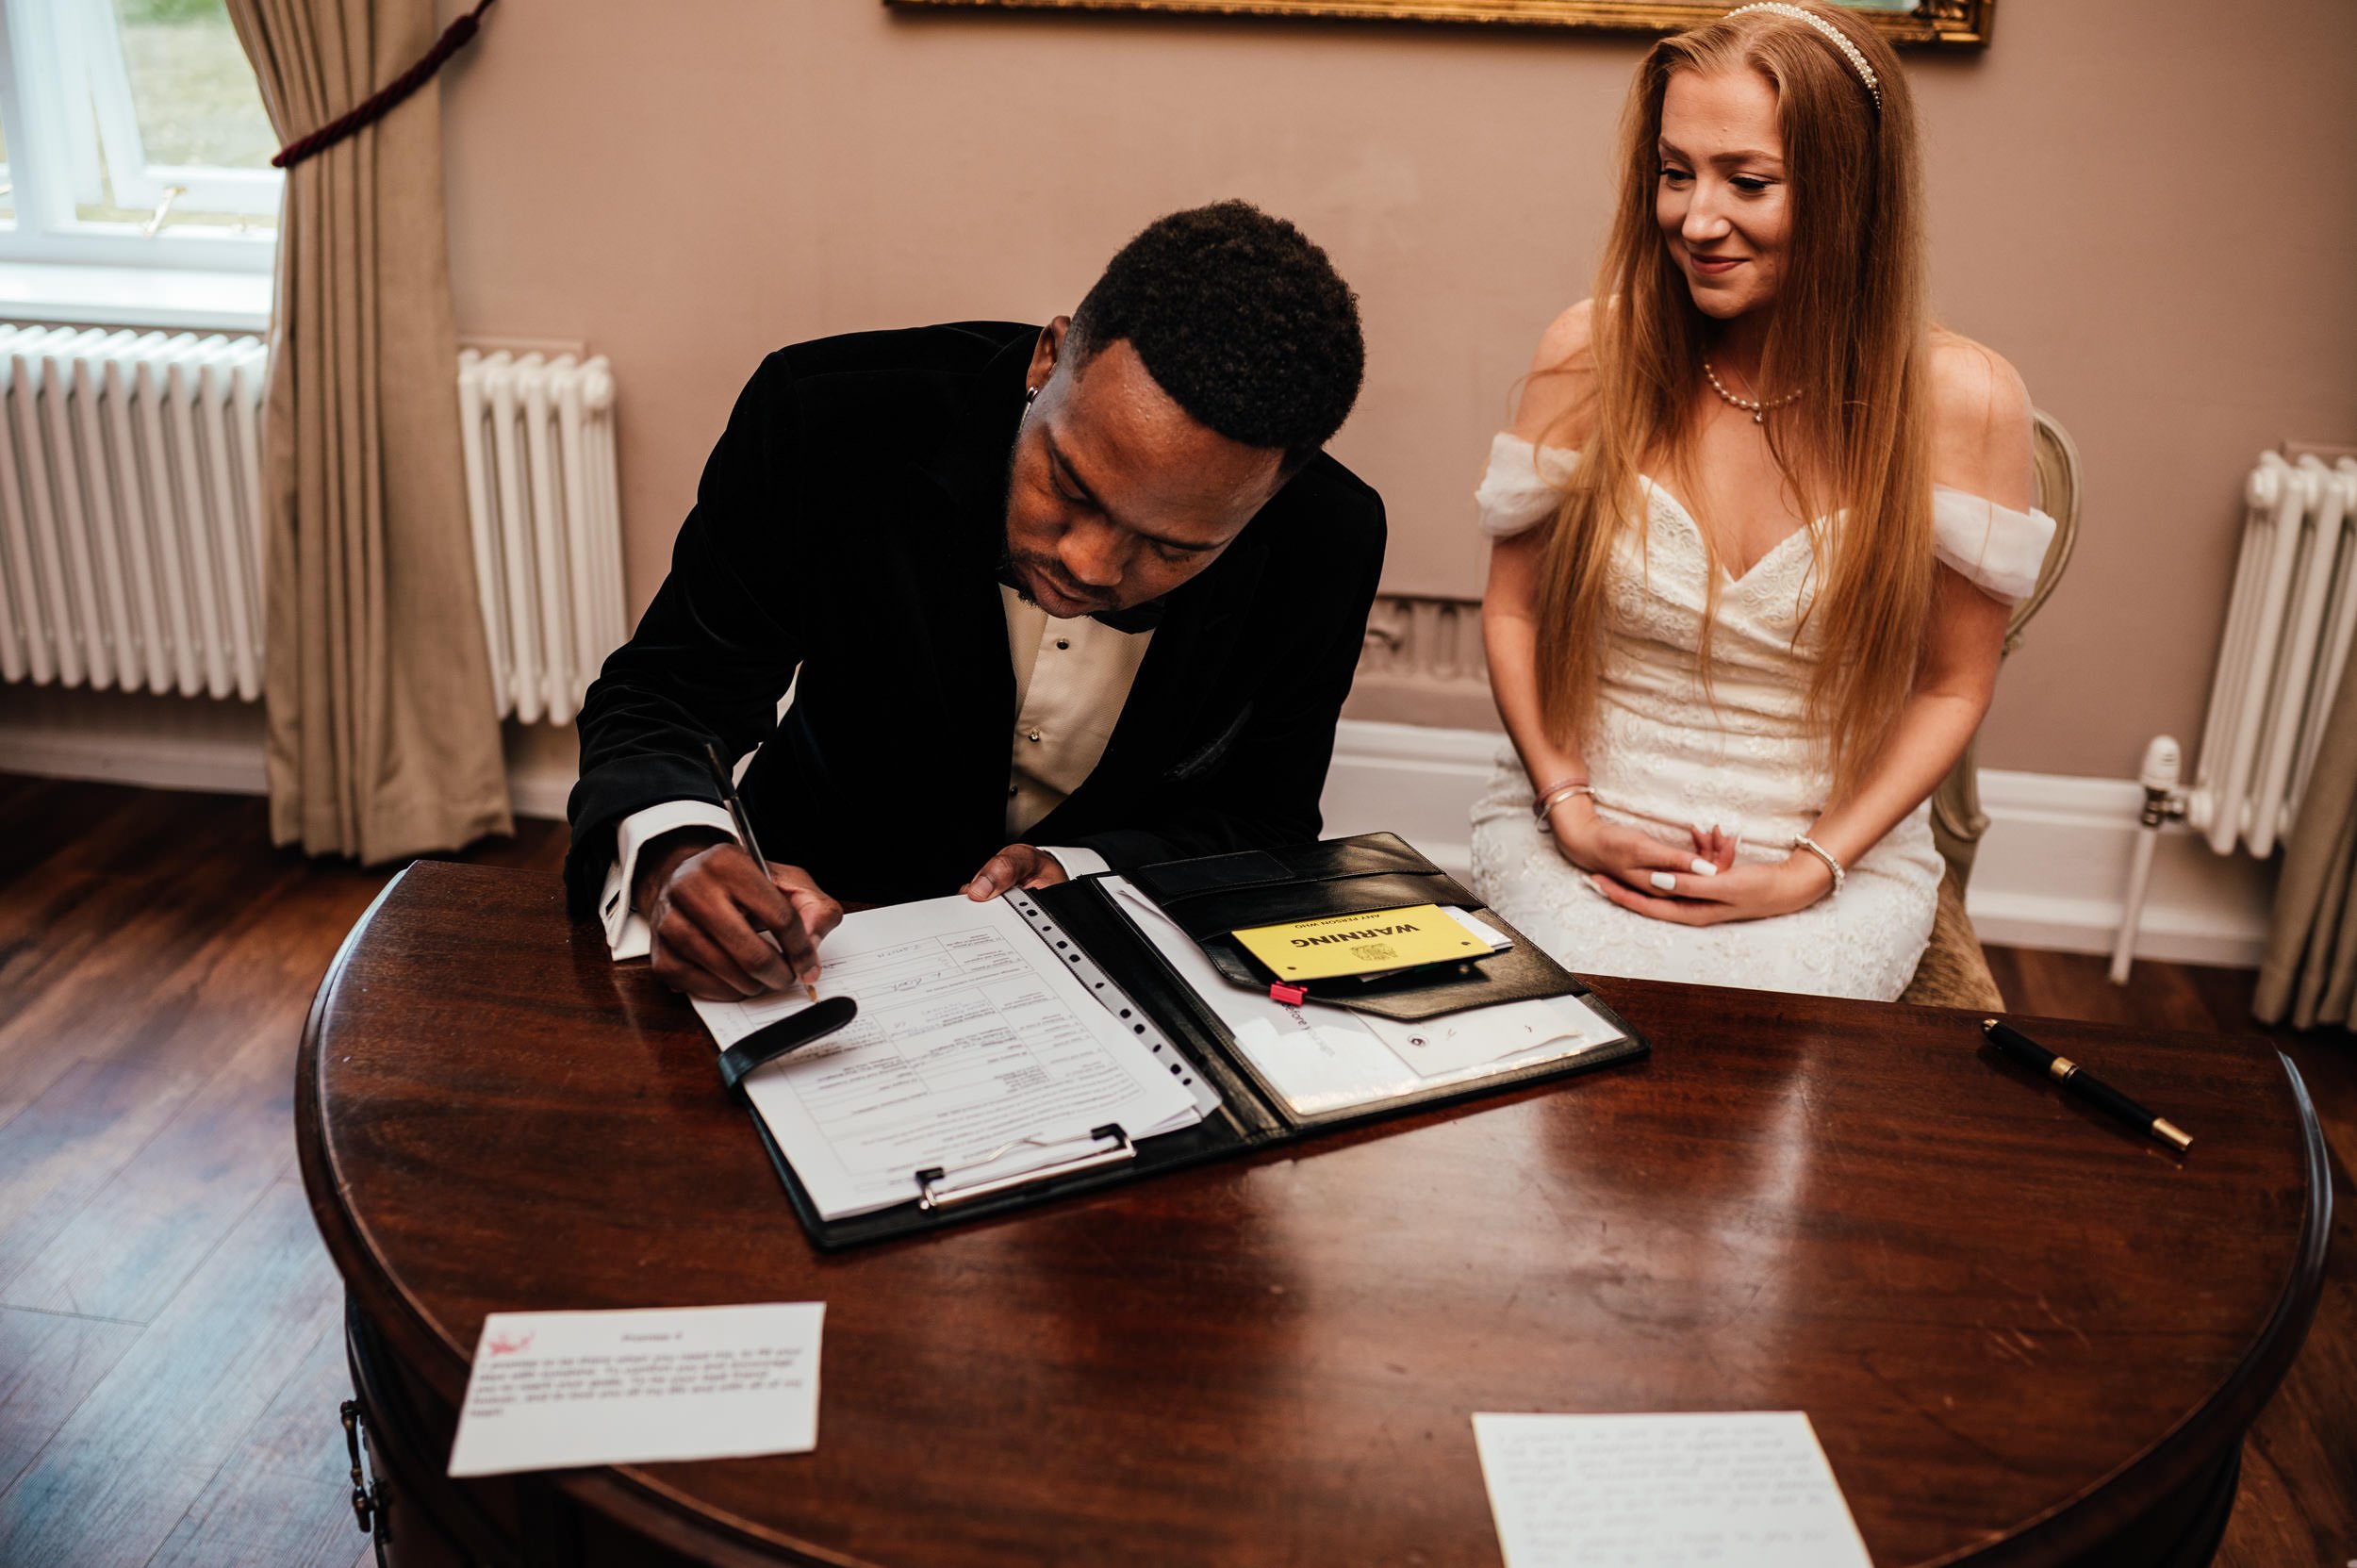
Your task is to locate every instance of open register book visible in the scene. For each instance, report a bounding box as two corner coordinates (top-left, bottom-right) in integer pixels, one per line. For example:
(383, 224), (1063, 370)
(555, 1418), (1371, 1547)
(689, 834), (1646, 1248)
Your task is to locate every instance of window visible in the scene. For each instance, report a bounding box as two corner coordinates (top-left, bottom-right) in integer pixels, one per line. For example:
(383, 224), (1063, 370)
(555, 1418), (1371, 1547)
(0, 0), (279, 272)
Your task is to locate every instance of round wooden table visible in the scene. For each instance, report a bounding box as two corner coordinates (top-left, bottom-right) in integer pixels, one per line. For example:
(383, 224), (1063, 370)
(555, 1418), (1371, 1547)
(300, 863), (2331, 1568)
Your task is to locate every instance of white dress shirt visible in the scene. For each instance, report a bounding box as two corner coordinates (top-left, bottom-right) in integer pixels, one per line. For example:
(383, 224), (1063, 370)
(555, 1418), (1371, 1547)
(601, 588), (1152, 960)
(999, 585), (1155, 838)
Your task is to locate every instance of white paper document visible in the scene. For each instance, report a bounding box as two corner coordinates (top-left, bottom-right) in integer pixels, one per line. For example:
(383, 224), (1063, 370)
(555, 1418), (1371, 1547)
(446, 1303), (825, 1477)
(1471, 1411), (1873, 1568)
(1103, 877), (1624, 1116)
(692, 895), (1205, 1218)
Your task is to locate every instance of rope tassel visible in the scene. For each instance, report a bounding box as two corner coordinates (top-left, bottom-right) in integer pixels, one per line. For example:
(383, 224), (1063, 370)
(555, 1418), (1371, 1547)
(270, 0), (498, 170)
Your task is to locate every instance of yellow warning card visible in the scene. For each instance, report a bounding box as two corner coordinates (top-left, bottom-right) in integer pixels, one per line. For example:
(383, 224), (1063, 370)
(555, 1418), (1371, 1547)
(1229, 903), (1486, 982)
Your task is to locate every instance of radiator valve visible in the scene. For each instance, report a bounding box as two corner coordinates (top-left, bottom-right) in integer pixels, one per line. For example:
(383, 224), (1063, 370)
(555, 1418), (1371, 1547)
(2135, 734), (2187, 829)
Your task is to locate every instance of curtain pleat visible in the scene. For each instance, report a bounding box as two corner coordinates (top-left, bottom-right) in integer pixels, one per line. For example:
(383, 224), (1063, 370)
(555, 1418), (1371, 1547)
(2255, 637), (2357, 1031)
(228, 0), (511, 865)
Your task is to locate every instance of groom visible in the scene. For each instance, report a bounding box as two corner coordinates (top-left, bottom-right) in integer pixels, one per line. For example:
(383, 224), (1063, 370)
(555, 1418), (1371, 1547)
(565, 201), (1386, 1000)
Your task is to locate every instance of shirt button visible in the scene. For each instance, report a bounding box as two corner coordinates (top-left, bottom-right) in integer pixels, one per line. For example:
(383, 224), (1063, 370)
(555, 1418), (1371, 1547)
(1027, 730), (1043, 743)
(1055, 640), (1069, 652)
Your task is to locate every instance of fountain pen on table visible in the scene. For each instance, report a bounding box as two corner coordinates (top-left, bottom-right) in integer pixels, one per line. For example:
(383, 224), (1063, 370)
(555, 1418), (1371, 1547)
(703, 743), (817, 1004)
(1981, 1018), (2192, 1152)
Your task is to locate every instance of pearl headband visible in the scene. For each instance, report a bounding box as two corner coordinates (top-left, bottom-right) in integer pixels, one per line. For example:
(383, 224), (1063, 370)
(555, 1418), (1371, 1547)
(1723, 3), (1883, 112)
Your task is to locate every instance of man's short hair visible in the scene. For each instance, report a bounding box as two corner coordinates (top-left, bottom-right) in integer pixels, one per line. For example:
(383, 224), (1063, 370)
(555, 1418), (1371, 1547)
(1069, 200), (1365, 470)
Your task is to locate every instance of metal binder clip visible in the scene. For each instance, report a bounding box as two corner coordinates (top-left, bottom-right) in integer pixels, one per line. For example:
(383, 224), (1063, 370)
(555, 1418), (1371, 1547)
(914, 1123), (1134, 1211)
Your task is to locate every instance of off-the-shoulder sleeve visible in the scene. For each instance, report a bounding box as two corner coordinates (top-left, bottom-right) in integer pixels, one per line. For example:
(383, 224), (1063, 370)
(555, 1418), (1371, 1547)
(1475, 433), (1580, 538)
(1932, 486), (2056, 603)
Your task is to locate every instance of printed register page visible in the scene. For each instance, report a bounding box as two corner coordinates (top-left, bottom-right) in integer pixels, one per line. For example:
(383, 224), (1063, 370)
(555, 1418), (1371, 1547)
(692, 894), (1205, 1219)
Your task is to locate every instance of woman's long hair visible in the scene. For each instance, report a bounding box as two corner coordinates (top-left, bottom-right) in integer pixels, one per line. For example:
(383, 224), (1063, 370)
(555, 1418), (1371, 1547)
(1533, 0), (1932, 802)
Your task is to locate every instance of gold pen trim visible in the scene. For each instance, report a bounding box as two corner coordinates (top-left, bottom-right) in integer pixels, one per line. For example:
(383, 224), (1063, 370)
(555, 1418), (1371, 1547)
(2151, 1118), (2193, 1152)
(2048, 1056), (2079, 1083)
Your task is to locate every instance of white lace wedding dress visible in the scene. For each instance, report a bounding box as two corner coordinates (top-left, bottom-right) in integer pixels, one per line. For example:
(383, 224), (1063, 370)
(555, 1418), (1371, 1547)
(1469, 435), (2056, 1000)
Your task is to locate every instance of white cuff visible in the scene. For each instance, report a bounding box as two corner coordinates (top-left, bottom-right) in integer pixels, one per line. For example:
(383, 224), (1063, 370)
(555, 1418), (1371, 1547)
(603, 800), (742, 959)
(1039, 844), (1110, 880)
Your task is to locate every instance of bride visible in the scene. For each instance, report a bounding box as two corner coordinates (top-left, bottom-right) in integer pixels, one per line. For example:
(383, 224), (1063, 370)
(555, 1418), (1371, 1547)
(1470, 0), (2053, 1001)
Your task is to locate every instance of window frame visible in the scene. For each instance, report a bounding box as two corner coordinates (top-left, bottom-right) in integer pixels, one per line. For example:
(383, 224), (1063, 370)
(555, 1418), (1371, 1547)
(0, 0), (281, 275)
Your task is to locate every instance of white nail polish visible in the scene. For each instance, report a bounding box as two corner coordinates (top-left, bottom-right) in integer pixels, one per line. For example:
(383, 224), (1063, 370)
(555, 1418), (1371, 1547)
(1650, 871), (1677, 892)
(1689, 858), (1717, 875)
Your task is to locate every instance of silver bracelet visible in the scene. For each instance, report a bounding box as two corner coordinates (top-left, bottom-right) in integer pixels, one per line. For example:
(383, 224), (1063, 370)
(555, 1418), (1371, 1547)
(1534, 783), (1595, 821)
(1789, 834), (1845, 898)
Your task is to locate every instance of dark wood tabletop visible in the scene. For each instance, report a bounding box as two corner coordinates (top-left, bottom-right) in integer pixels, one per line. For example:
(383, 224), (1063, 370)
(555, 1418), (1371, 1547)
(298, 861), (2331, 1568)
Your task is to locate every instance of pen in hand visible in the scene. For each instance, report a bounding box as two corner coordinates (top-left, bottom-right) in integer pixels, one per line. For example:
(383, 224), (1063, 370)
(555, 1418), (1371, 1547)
(704, 743), (818, 1003)
(1981, 1018), (2192, 1152)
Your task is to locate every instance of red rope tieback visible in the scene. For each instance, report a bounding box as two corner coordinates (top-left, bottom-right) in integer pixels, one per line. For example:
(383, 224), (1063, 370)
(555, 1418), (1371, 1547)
(270, 0), (498, 170)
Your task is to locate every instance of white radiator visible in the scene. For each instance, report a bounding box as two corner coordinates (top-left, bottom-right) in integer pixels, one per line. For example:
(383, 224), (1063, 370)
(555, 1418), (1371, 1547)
(0, 325), (268, 701)
(457, 347), (626, 724)
(0, 325), (624, 726)
(2111, 451), (2357, 980)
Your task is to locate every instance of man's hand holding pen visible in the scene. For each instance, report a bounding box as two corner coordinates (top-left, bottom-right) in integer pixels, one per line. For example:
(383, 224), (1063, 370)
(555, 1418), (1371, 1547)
(634, 831), (842, 1002)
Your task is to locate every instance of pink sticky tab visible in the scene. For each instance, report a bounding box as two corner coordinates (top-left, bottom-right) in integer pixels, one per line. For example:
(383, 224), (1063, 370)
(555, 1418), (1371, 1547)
(1269, 982), (1308, 1006)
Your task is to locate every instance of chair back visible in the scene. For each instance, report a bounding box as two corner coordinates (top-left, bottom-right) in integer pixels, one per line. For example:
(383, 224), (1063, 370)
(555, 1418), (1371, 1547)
(1930, 408), (2083, 890)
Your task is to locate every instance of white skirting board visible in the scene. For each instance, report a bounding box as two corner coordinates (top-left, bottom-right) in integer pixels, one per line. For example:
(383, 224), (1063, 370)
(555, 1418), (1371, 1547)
(1963, 769), (2276, 966)
(0, 687), (271, 793)
(0, 702), (2278, 967)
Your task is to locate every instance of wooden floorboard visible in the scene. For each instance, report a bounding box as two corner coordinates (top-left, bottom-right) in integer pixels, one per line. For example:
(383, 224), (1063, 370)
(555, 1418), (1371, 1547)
(0, 789), (261, 1028)
(0, 776), (2346, 1565)
(0, 1305), (142, 1499)
(0, 1058), (198, 1290)
(0, 1176), (345, 1567)
(2, 1024), (303, 1323)
(143, 1322), (377, 1568)
(0, 779), (564, 1567)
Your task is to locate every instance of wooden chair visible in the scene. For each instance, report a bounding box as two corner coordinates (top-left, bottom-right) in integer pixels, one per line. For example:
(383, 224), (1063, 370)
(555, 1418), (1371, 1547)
(1898, 410), (2083, 1010)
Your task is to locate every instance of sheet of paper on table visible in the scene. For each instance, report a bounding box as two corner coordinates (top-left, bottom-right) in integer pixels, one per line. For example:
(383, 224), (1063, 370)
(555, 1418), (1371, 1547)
(446, 1303), (826, 1477)
(691, 893), (1208, 1219)
(1102, 876), (1625, 1117)
(1471, 1411), (1873, 1568)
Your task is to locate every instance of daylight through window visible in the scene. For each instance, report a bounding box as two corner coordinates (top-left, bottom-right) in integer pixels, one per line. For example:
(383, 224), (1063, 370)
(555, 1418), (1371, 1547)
(0, 0), (281, 268)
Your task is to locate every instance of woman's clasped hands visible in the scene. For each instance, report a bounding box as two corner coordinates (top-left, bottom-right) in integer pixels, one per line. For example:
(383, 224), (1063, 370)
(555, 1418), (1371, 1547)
(1545, 796), (1835, 926)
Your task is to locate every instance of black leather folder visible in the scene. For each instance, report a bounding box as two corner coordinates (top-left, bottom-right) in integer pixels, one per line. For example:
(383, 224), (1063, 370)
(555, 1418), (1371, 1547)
(720, 833), (1648, 1249)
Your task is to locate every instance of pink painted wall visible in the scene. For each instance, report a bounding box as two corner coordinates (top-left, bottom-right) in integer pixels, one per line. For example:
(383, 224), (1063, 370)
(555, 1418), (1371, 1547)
(436, 0), (2357, 778)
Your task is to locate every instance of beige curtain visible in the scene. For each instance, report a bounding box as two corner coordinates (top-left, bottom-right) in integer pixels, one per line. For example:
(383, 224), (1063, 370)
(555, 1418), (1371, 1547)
(2255, 638), (2357, 1030)
(229, 0), (511, 863)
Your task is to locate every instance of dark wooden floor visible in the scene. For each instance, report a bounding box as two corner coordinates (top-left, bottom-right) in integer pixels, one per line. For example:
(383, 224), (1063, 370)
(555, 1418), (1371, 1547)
(0, 775), (2347, 1568)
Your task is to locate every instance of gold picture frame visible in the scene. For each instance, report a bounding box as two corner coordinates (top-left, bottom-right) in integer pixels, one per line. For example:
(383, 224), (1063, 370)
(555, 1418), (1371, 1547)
(887, 0), (1993, 46)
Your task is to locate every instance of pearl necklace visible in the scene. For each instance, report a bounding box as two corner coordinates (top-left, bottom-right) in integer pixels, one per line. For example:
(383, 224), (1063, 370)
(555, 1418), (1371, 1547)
(1701, 356), (1803, 424)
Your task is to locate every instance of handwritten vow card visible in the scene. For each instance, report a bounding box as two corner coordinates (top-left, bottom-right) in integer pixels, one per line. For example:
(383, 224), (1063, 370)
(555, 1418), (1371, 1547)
(447, 1302), (825, 1477)
(1472, 1411), (1873, 1568)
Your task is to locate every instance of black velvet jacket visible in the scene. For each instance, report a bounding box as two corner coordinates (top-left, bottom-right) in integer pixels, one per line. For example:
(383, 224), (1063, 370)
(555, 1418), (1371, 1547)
(564, 321), (1387, 916)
